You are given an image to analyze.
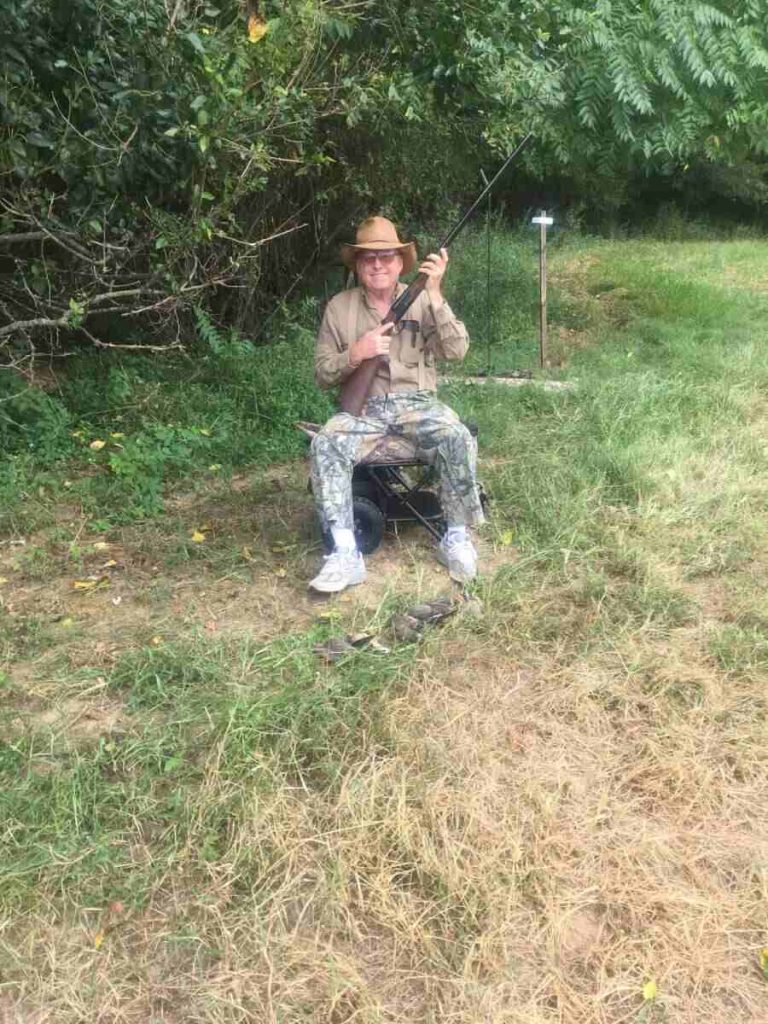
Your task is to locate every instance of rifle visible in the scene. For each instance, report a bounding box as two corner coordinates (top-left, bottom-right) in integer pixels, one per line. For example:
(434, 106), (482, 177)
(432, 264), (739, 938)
(339, 133), (532, 417)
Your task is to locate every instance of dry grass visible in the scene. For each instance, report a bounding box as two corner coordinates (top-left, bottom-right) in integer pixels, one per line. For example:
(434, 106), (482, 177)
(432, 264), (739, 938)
(4, 618), (766, 1022)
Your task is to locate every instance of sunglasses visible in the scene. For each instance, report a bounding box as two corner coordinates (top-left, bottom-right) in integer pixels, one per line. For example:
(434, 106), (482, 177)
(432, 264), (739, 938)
(357, 250), (401, 267)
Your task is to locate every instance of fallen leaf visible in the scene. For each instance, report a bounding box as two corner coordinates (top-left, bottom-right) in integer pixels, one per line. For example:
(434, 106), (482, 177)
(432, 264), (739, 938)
(198, 428), (210, 436)
(190, 530), (206, 543)
(151, 635), (163, 646)
(0, 577), (7, 585)
(110, 432), (125, 440)
(247, 13), (268, 42)
(89, 439), (106, 451)
(94, 931), (105, 950)
(241, 545), (253, 561)
(274, 567), (287, 578)
(208, 463), (222, 472)
(61, 617), (75, 628)
(500, 529), (514, 546)
(642, 980), (658, 1001)
(760, 948), (768, 979)
(93, 541), (110, 552)
(73, 576), (110, 591)
(100, 559), (119, 569)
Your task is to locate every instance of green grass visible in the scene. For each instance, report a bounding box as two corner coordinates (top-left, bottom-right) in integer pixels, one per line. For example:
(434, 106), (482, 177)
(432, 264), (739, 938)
(3, 232), (768, 1022)
(1, 621), (419, 912)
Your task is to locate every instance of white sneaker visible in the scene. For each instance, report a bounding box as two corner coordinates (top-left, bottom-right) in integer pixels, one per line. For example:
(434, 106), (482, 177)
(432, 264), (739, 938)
(309, 549), (366, 593)
(437, 534), (478, 583)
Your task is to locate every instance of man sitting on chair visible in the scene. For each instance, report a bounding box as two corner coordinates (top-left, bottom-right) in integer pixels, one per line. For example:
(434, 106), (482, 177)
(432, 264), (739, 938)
(309, 215), (484, 594)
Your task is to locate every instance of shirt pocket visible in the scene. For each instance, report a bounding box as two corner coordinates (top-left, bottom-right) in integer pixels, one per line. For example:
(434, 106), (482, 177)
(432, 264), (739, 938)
(395, 320), (422, 366)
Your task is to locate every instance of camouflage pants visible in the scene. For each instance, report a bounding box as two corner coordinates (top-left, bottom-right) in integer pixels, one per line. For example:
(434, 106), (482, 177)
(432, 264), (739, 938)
(310, 391), (485, 532)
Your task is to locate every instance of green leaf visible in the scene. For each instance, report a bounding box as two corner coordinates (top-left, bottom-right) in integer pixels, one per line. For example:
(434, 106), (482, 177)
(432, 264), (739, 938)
(185, 32), (205, 55)
(198, 135), (210, 153)
(26, 132), (54, 149)
(190, 95), (207, 111)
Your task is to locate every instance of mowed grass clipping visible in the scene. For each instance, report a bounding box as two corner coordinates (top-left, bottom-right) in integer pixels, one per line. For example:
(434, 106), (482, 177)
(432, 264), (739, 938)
(2, 236), (768, 1022)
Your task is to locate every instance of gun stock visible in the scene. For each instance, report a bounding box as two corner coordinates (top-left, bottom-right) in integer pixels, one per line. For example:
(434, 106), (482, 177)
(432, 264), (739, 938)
(337, 134), (531, 417)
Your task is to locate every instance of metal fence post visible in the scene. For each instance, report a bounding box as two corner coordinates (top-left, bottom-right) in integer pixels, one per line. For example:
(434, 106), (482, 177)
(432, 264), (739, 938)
(532, 210), (553, 369)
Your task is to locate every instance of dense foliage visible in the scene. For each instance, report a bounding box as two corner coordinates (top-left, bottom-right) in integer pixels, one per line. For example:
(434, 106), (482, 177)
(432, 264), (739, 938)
(0, 0), (767, 367)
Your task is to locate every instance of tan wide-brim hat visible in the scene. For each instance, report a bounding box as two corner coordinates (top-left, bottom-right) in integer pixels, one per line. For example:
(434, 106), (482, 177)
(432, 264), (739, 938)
(340, 215), (417, 274)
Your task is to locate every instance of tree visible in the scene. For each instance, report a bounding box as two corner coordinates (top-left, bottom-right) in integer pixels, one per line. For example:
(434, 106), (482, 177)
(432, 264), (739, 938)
(1, 0), (766, 368)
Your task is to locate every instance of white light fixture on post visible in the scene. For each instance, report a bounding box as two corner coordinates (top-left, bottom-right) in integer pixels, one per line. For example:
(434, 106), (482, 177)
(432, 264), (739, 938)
(531, 210), (553, 368)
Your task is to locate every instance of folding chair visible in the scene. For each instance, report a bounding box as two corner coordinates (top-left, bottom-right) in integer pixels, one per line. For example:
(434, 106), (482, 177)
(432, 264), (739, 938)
(297, 420), (488, 554)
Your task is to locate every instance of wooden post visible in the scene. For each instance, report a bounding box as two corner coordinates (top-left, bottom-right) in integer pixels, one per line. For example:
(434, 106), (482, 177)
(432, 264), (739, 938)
(532, 210), (553, 369)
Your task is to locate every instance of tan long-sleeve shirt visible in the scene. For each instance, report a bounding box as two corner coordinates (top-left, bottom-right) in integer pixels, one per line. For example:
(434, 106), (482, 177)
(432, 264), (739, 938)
(314, 283), (469, 397)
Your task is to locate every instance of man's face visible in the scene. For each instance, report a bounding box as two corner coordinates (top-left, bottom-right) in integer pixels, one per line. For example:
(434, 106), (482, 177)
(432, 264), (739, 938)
(356, 249), (403, 292)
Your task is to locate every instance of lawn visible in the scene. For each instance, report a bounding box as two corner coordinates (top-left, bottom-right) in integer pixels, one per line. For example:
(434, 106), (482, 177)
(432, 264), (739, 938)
(1, 233), (767, 1023)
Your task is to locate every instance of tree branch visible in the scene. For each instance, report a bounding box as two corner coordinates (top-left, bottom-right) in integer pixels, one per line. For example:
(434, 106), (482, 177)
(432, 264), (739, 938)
(80, 326), (183, 353)
(89, 288), (166, 306)
(0, 232), (49, 245)
(0, 316), (69, 340)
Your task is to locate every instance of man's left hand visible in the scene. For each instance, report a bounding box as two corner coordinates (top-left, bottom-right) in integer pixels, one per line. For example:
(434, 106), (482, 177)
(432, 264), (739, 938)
(419, 247), (448, 302)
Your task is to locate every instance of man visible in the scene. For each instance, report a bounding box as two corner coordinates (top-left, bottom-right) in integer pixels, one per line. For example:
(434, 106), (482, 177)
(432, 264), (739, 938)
(309, 215), (484, 593)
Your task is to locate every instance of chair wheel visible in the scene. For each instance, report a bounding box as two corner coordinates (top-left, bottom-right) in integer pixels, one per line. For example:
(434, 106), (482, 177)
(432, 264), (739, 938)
(319, 496), (386, 556)
(352, 496), (385, 554)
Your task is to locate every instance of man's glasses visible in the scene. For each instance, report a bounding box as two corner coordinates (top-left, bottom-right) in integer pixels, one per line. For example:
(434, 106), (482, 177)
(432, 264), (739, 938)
(357, 250), (401, 267)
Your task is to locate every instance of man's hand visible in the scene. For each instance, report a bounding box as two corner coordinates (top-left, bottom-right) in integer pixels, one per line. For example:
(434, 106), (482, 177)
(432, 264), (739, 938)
(419, 247), (448, 303)
(349, 320), (395, 367)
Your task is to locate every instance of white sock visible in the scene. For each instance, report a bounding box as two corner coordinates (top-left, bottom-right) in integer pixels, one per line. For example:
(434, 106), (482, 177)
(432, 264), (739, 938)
(444, 526), (468, 544)
(331, 526), (357, 553)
